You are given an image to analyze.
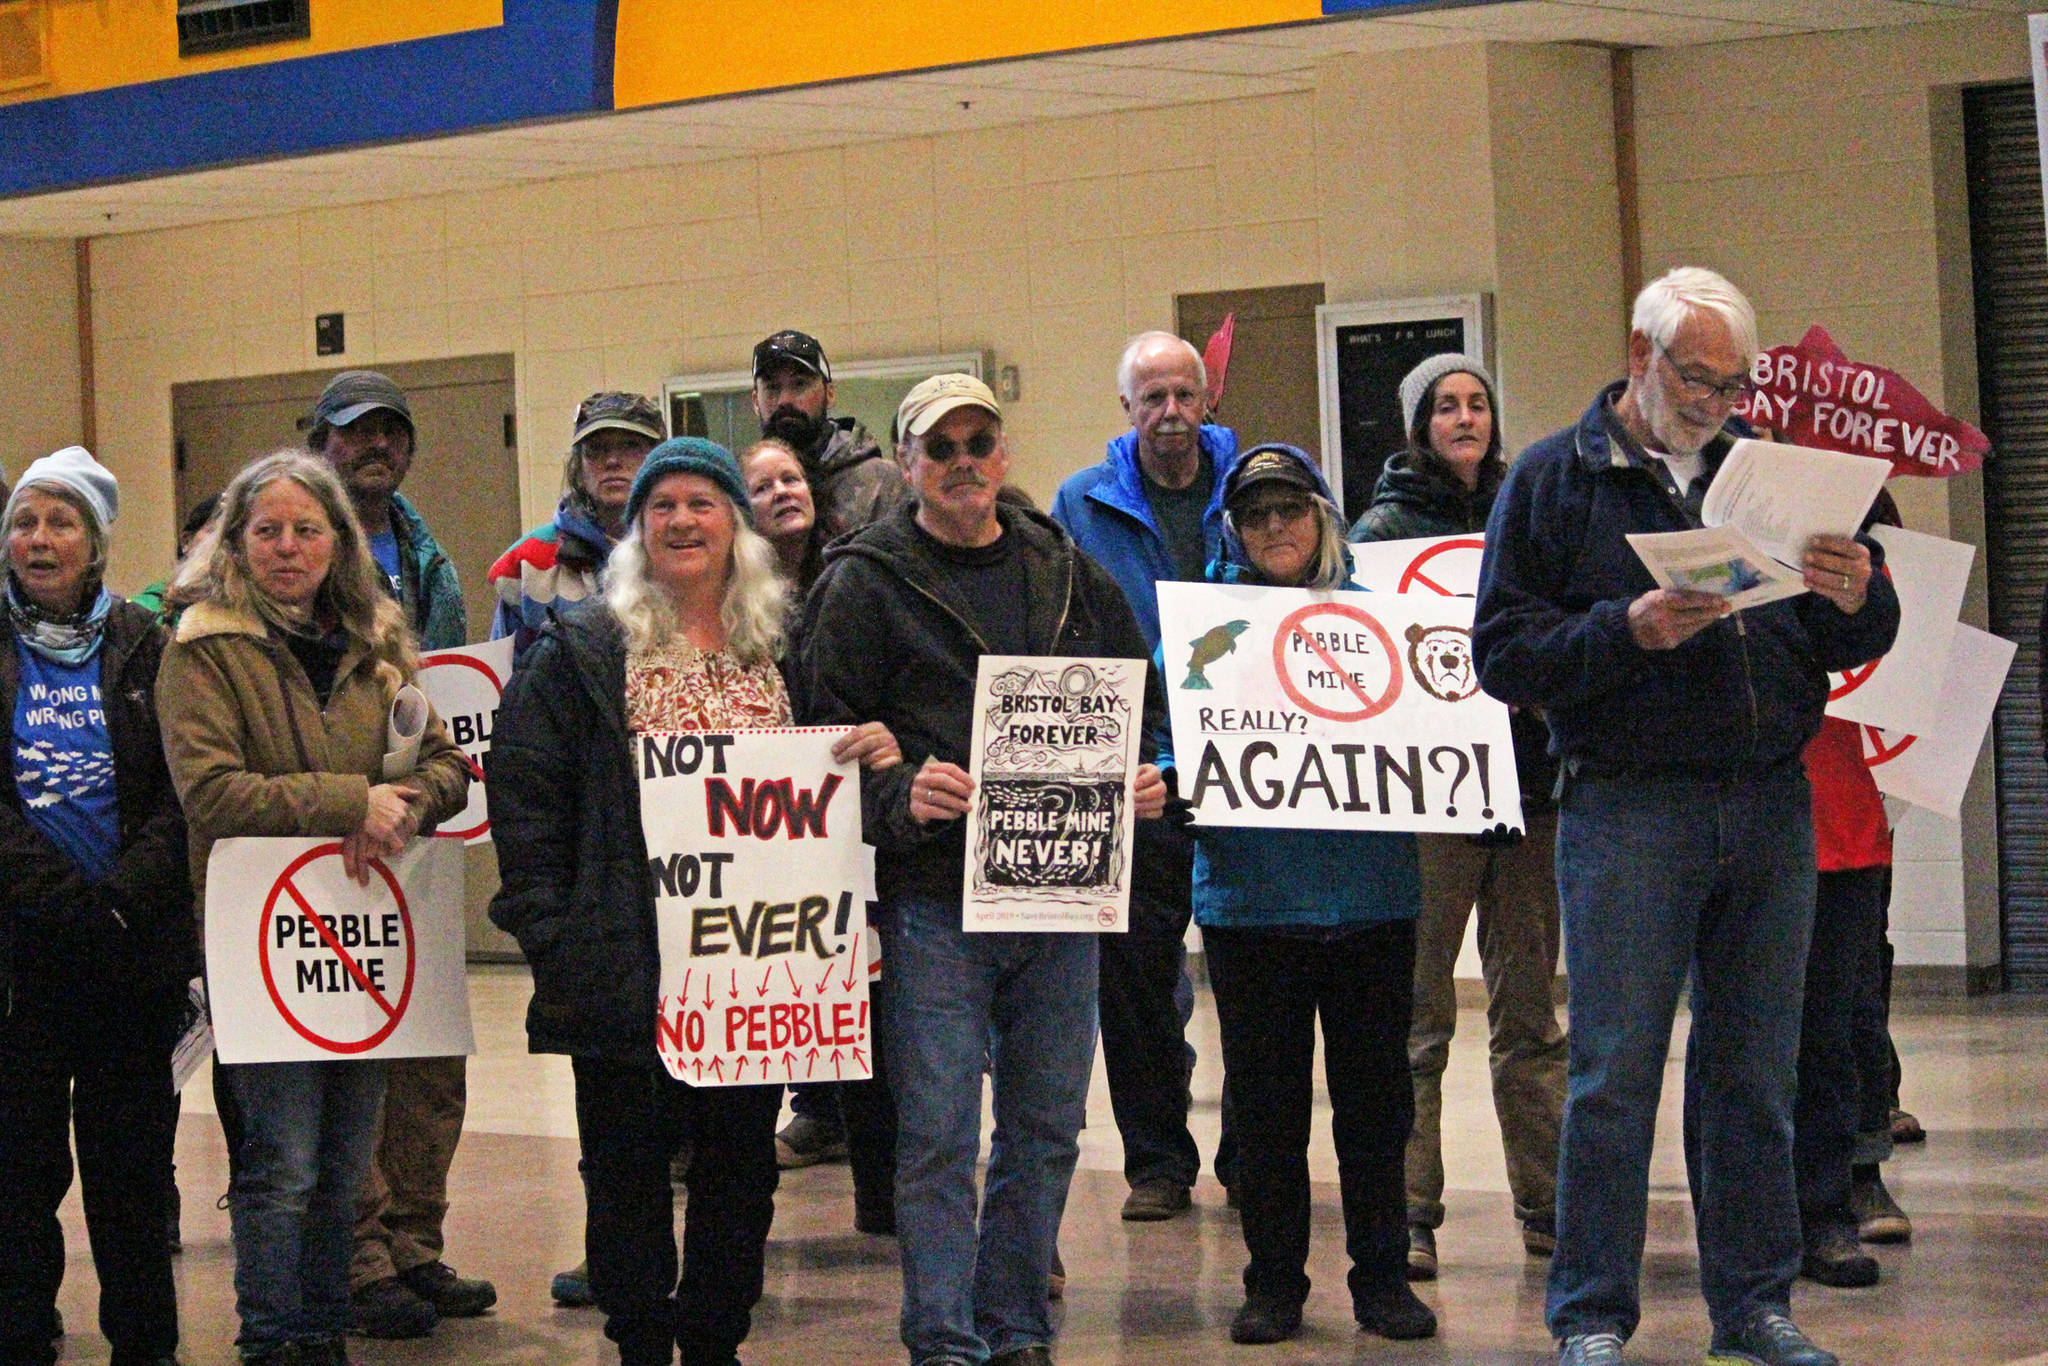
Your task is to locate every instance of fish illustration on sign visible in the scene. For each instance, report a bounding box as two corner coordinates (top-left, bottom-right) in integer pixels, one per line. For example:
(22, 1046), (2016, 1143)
(1182, 620), (1251, 690)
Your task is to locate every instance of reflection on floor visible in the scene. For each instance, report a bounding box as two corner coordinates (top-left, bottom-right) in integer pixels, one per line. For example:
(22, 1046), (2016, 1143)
(55, 967), (2048, 1365)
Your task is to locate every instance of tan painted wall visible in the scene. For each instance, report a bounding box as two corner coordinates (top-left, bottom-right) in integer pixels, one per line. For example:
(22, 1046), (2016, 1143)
(0, 237), (82, 484)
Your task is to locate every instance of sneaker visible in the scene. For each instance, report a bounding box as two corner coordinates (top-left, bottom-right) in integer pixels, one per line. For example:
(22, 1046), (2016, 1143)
(1850, 1170), (1911, 1244)
(774, 1113), (848, 1168)
(1889, 1106), (1926, 1144)
(399, 1260), (497, 1317)
(1559, 1332), (1627, 1365)
(349, 1276), (438, 1338)
(1799, 1228), (1879, 1288)
(1120, 1179), (1191, 1221)
(1354, 1282), (1437, 1340)
(1523, 1211), (1558, 1256)
(1230, 1295), (1303, 1345)
(1406, 1223), (1438, 1281)
(550, 1259), (595, 1307)
(1705, 1311), (1838, 1366)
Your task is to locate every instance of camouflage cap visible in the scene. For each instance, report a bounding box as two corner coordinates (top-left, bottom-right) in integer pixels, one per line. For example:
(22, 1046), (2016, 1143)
(571, 391), (665, 446)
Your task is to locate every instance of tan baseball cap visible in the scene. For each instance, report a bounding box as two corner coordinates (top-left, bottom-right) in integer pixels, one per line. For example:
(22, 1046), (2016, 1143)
(897, 373), (1001, 440)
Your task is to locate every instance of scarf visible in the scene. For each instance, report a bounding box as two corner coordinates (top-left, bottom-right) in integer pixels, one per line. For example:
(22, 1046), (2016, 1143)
(6, 575), (113, 667)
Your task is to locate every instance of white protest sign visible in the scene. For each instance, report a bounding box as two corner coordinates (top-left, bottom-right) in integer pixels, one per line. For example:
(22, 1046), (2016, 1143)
(1858, 624), (2014, 818)
(417, 636), (515, 844)
(1349, 534), (1485, 598)
(639, 729), (871, 1087)
(1159, 581), (1521, 834)
(962, 656), (1147, 933)
(205, 837), (473, 1063)
(1824, 525), (1973, 735)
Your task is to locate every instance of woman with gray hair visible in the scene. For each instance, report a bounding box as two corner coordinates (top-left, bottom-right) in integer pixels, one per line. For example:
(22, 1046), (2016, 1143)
(0, 446), (195, 1366)
(159, 450), (471, 1366)
(489, 436), (899, 1366)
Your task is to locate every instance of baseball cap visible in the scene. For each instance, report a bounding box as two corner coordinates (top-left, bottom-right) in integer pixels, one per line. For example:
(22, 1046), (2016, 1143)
(752, 330), (831, 383)
(1222, 444), (1321, 508)
(896, 373), (1001, 440)
(572, 391), (665, 446)
(311, 370), (413, 433)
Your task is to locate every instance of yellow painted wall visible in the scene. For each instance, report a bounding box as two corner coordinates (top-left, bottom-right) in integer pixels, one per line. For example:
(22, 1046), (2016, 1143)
(612, 0), (1317, 108)
(2, 0), (501, 105)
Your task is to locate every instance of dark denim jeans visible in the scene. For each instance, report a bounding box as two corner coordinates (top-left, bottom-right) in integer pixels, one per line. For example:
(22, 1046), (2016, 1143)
(876, 895), (1098, 1366)
(1546, 769), (1813, 1343)
(221, 1059), (386, 1350)
(1098, 885), (1201, 1189)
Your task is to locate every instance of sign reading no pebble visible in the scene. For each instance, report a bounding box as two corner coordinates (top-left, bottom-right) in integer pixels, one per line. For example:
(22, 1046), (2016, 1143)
(206, 836), (474, 1063)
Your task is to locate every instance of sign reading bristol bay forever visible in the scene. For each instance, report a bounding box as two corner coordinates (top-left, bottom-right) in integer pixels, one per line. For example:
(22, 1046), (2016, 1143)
(1157, 582), (1522, 836)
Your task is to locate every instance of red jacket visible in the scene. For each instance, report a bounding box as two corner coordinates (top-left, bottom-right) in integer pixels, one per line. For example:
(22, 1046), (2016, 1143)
(1806, 716), (1890, 872)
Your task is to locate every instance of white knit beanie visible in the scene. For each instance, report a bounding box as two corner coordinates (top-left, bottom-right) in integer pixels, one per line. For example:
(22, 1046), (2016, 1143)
(5, 445), (119, 533)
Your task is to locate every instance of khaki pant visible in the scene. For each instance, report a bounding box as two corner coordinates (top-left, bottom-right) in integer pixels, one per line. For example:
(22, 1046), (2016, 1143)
(1406, 811), (1567, 1228)
(350, 1054), (467, 1289)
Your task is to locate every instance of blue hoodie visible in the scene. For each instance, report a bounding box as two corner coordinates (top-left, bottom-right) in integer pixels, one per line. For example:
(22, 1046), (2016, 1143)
(1051, 423), (1240, 653)
(1154, 444), (1420, 932)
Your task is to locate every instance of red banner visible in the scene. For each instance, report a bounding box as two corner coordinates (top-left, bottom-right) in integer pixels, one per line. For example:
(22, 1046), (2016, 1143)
(1735, 325), (1988, 477)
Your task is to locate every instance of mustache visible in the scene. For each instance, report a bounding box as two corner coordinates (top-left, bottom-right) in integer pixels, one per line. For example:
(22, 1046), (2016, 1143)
(942, 471), (990, 488)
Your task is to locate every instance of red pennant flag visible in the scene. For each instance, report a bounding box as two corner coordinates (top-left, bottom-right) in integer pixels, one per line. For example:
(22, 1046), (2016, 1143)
(1202, 313), (1236, 414)
(1735, 325), (1988, 478)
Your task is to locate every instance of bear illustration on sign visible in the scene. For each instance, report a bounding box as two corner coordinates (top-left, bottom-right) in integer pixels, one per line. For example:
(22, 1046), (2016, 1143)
(1406, 623), (1479, 702)
(1182, 620), (1251, 690)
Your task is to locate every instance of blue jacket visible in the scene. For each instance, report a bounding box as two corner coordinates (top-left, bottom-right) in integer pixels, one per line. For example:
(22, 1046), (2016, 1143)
(1154, 453), (1420, 933)
(1050, 423), (1240, 652)
(389, 492), (467, 652)
(1472, 383), (1900, 779)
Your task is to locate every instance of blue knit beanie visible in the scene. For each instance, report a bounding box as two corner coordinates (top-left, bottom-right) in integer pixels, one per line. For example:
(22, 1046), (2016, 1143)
(625, 437), (753, 528)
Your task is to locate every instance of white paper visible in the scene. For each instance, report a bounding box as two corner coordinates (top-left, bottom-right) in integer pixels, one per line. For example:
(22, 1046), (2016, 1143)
(1348, 533), (1485, 598)
(381, 684), (429, 781)
(204, 837), (474, 1063)
(639, 729), (871, 1087)
(1157, 582), (1522, 835)
(1700, 438), (1890, 569)
(1625, 527), (1808, 610)
(1824, 525), (1975, 735)
(962, 656), (1147, 933)
(416, 638), (516, 844)
(1861, 624), (2014, 819)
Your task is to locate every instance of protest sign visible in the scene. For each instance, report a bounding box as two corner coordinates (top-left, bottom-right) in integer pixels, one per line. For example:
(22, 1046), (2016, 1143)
(1735, 325), (1988, 478)
(962, 657), (1147, 932)
(1349, 534), (1484, 598)
(640, 729), (871, 1087)
(205, 837), (473, 1063)
(417, 636), (515, 844)
(1859, 625), (2014, 818)
(1824, 525), (1974, 735)
(1158, 582), (1521, 835)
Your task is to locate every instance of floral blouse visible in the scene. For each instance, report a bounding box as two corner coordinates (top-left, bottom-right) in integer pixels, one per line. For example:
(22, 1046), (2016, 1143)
(624, 634), (790, 734)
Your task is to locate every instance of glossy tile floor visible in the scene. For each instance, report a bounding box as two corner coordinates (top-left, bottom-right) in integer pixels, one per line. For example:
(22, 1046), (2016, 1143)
(49, 967), (2048, 1366)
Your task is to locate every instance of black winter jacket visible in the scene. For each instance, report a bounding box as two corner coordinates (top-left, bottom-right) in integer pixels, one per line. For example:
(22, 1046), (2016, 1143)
(0, 599), (195, 1020)
(792, 502), (1162, 905)
(487, 602), (664, 1060)
(1348, 448), (1505, 544)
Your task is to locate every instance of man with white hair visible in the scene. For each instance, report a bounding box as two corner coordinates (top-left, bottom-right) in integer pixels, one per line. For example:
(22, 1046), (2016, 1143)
(1050, 331), (1241, 1221)
(1472, 268), (1899, 1366)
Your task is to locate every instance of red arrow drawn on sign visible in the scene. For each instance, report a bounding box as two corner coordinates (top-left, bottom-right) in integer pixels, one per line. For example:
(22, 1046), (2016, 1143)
(782, 1049), (798, 1076)
(702, 974), (714, 1009)
(679, 970), (691, 1002)
(692, 1060), (703, 1080)
(279, 877), (398, 1019)
(734, 1056), (748, 1081)
(806, 1047), (821, 1076)
(708, 1058), (725, 1082)
(852, 1046), (867, 1071)
(817, 958), (838, 992)
(784, 962), (803, 996)
(830, 1048), (844, 1078)
(756, 965), (772, 997)
(728, 968), (738, 999)
(841, 936), (862, 990)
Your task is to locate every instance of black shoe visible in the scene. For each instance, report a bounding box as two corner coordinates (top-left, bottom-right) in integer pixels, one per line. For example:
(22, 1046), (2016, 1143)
(295, 1339), (351, 1366)
(1849, 1169), (1911, 1243)
(854, 1202), (897, 1236)
(1354, 1283), (1437, 1340)
(1120, 1180), (1191, 1221)
(775, 1113), (848, 1168)
(986, 1346), (1055, 1366)
(166, 1183), (182, 1256)
(1705, 1311), (1838, 1366)
(1406, 1223), (1438, 1281)
(1230, 1295), (1303, 1345)
(399, 1260), (497, 1317)
(238, 1345), (301, 1366)
(1799, 1229), (1879, 1288)
(550, 1258), (594, 1307)
(349, 1276), (438, 1338)
(1523, 1211), (1558, 1255)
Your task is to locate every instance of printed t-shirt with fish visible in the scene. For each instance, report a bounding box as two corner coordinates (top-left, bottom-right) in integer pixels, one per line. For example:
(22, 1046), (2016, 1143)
(12, 641), (119, 880)
(625, 636), (791, 734)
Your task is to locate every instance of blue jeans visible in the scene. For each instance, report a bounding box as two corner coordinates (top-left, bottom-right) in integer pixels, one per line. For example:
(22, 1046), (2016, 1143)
(877, 895), (1099, 1366)
(1545, 769), (1813, 1343)
(221, 1060), (387, 1350)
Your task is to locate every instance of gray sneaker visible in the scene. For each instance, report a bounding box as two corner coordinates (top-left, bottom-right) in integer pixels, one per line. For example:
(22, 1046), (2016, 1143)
(1560, 1332), (1626, 1365)
(1705, 1312), (1838, 1366)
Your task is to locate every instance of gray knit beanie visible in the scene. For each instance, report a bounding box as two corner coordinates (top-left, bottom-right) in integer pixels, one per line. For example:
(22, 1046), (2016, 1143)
(5, 445), (118, 532)
(1398, 353), (1499, 441)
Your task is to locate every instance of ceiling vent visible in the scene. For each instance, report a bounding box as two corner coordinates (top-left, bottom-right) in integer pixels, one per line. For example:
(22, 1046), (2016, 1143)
(0, 1), (49, 92)
(177, 0), (309, 58)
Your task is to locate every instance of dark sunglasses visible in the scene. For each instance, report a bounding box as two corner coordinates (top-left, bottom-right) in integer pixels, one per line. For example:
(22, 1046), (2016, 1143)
(921, 431), (1000, 462)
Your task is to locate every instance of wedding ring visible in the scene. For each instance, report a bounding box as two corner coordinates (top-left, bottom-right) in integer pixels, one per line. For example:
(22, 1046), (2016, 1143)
(1840, 572), (1850, 589)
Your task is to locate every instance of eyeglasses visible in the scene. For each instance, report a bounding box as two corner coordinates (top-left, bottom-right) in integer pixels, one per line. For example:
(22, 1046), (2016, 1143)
(1235, 495), (1315, 528)
(920, 431), (1000, 462)
(1655, 344), (1753, 403)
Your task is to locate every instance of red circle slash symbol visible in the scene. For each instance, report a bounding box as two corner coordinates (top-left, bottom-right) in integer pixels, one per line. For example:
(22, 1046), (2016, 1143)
(418, 651), (506, 842)
(1272, 603), (1403, 722)
(257, 843), (417, 1053)
(1859, 724), (1918, 767)
(1830, 659), (1879, 701)
(1396, 537), (1485, 597)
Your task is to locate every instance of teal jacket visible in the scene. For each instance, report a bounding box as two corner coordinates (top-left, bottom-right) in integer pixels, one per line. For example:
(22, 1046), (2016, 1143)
(390, 492), (467, 651)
